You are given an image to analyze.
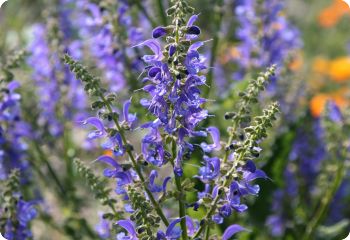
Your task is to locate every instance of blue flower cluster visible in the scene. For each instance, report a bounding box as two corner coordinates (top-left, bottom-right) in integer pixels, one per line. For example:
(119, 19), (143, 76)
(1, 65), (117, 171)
(0, 80), (37, 239)
(233, 0), (301, 81)
(27, 0), (87, 137)
(76, 0), (145, 92)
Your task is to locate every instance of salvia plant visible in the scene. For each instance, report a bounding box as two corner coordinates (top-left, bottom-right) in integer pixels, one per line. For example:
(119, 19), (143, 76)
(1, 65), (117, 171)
(1, 0), (350, 239)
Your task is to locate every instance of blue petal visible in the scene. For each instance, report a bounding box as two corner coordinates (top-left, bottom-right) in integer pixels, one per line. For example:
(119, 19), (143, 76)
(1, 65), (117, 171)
(222, 224), (246, 240)
(116, 220), (136, 237)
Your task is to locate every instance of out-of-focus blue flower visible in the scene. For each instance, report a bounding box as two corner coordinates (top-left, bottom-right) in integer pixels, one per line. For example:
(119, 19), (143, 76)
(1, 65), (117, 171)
(233, 0), (301, 85)
(0, 81), (32, 180)
(76, 0), (145, 92)
(28, 0), (88, 137)
(4, 199), (37, 240)
(95, 213), (111, 239)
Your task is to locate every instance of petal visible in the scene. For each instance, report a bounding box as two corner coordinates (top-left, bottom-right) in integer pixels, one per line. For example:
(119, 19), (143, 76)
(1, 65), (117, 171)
(116, 220), (136, 237)
(149, 170), (158, 185)
(97, 155), (121, 169)
(189, 42), (204, 52)
(152, 26), (167, 38)
(245, 169), (268, 182)
(123, 100), (131, 123)
(137, 39), (163, 62)
(162, 176), (172, 193)
(187, 14), (199, 27)
(169, 45), (176, 57)
(166, 218), (182, 237)
(187, 26), (201, 35)
(81, 117), (105, 133)
(7, 81), (20, 91)
(222, 224), (246, 240)
(185, 216), (196, 236)
(207, 127), (221, 149)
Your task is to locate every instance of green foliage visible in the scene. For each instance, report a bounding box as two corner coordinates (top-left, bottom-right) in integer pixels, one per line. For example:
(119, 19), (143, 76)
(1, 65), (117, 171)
(0, 169), (20, 234)
(63, 54), (105, 99)
(127, 186), (160, 240)
(0, 49), (27, 84)
(74, 159), (121, 220)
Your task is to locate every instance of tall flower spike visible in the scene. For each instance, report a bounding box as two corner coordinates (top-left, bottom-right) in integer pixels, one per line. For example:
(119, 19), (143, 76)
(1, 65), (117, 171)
(136, 1), (209, 175)
(76, 0), (145, 92)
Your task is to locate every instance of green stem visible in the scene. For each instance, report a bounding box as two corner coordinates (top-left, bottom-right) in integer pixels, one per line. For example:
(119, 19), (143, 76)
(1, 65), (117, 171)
(99, 93), (169, 226)
(172, 141), (188, 240)
(204, 224), (211, 240)
(157, 0), (168, 26)
(301, 163), (346, 240)
(193, 150), (245, 238)
(31, 142), (65, 195)
(203, 0), (224, 99)
(175, 176), (188, 240)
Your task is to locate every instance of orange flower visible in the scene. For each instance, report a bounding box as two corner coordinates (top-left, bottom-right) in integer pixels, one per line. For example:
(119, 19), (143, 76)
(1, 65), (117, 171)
(288, 52), (303, 72)
(312, 57), (329, 75)
(310, 93), (347, 117)
(329, 57), (350, 82)
(318, 0), (349, 28)
(103, 149), (113, 157)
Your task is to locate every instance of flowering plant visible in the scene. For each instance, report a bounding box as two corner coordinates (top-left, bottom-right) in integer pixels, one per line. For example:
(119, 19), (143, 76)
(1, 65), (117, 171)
(1, 0), (350, 239)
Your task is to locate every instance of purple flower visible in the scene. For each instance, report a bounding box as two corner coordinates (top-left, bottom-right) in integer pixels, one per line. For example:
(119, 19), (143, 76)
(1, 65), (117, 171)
(326, 101), (342, 123)
(222, 224), (246, 240)
(148, 170), (162, 193)
(76, 0), (145, 92)
(153, 26), (167, 38)
(198, 156), (221, 183)
(81, 117), (106, 139)
(95, 213), (111, 239)
(101, 133), (126, 157)
(200, 127), (221, 152)
(116, 220), (137, 240)
(136, 39), (164, 63)
(122, 99), (137, 128)
(157, 218), (182, 240)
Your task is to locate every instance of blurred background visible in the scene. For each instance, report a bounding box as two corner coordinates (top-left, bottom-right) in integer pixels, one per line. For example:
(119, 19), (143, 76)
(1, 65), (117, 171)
(1, 0), (350, 239)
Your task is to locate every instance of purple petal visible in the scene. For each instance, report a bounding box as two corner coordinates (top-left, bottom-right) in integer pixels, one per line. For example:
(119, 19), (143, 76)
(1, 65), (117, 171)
(245, 169), (268, 182)
(149, 170), (158, 185)
(187, 26), (201, 35)
(169, 45), (176, 57)
(123, 100), (131, 123)
(166, 218), (182, 237)
(185, 216), (196, 236)
(327, 101), (343, 123)
(137, 39), (164, 62)
(81, 117), (105, 133)
(187, 14), (199, 27)
(189, 42), (204, 52)
(152, 26), (167, 38)
(222, 224), (246, 240)
(97, 155), (121, 169)
(162, 176), (172, 193)
(116, 220), (136, 237)
(7, 81), (20, 91)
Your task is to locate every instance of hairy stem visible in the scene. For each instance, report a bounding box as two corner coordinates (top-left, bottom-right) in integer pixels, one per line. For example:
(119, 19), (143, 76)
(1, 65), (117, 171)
(31, 142), (65, 195)
(302, 162), (346, 240)
(171, 141), (188, 240)
(99, 93), (169, 226)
